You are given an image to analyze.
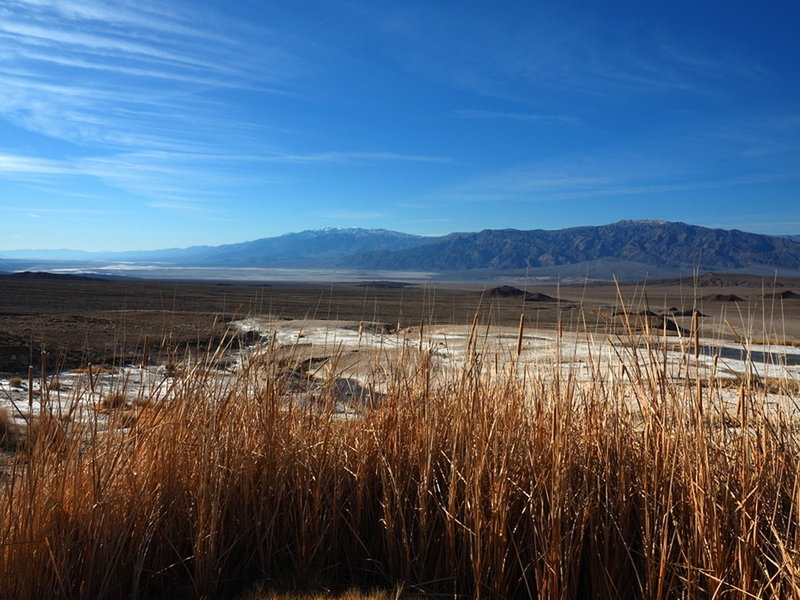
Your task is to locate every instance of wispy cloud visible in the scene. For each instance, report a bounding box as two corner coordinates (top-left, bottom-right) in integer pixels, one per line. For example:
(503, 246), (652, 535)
(701, 218), (800, 236)
(8, 0), (236, 45)
(454, 109), (578, 125)
(0, 21), (228, 71)
(656, 41), (769, 83)
(0, 153), (74, 174)
(70, 148), (452, 201)
(365, 5), (770, 103)
(438, 111), (800, 204)
(441, 161), (791, 204)
(0, 0), (306, 160)
(145, 201), (213, 213)
(11, 50), (268, 89)
(441, 164), (620, 202)
(260, 151), (453, 164)
(314, 209), (386, 221)
(1, 204), (108, 214)
(0, 71), (280, 153)
(0, 143), (450, 208)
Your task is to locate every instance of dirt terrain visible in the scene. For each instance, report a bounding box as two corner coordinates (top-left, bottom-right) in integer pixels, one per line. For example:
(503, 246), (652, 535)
(2, 272), (800, 373)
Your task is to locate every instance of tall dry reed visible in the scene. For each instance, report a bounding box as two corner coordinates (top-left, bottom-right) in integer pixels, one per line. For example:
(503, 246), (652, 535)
(1, 325), (799, 599)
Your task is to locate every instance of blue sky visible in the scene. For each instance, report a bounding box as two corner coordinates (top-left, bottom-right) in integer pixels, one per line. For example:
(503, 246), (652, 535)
(1, 0), (799, 251)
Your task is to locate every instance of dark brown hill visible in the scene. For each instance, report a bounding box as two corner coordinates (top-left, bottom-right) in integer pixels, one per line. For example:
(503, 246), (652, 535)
(702, 293), (745, 302)
(486, 285), (527, 297)
(763, 290), (800, 300)
(666, 308), (708, 317)
(485, 287), (561, 302)
(646, 273), (800, 288)
(525, 292), (559, 302)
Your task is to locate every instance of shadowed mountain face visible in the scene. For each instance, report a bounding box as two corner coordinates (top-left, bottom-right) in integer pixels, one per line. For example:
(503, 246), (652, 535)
(341, 221), (800, 272)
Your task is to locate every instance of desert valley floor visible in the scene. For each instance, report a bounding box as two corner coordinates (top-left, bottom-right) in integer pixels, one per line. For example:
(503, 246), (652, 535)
(3, 272), (800, 599)
(2, 272), (800, 431)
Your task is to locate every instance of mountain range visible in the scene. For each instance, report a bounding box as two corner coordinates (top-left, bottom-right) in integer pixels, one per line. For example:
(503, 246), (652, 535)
(0, 228), (428, 265)
(2, 221), (800, 279)
(343, 221), (800, 273)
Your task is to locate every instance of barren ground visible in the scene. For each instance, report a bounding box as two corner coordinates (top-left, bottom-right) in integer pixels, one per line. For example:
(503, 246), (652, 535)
(2, 273), (800, 374)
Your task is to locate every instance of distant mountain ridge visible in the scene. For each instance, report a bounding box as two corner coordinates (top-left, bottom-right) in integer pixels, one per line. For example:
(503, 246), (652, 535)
(0, 228), (431, 266)
(342, 221), (800, 273)
(2, 222), (800, 279)
(178, 228), (429, 266)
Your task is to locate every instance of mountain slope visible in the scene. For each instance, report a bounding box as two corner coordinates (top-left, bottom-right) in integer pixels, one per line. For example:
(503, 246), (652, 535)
(177, 228), (432, 266)
(0, 228), (433, 266)
(342, 221), (800, 272)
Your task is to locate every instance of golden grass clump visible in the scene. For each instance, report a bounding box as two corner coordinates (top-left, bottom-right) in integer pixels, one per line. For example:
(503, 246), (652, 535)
(240, 585), (413, 600)
(99, 390), (128, 410)
(0, 408), (19, 451)
(1, 325), (800, 599)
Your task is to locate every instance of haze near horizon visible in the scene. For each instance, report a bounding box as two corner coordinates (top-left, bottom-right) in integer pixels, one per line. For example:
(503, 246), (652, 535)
(1, 1), (799, 251)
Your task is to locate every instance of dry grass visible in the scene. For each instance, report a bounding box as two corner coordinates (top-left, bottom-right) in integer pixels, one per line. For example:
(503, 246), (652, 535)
(1, 322), (800, 600)
(99, 390), (129, 410)
(0, 407), (19, 451)
(239, 585), (413, 600)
